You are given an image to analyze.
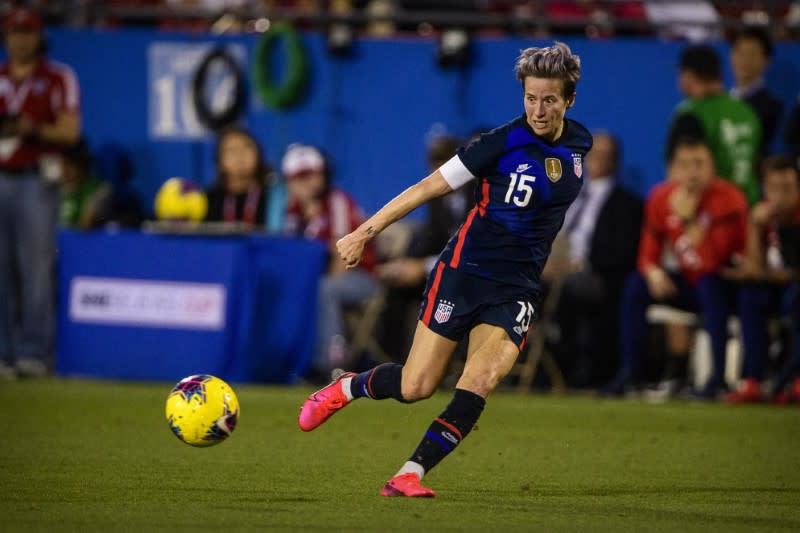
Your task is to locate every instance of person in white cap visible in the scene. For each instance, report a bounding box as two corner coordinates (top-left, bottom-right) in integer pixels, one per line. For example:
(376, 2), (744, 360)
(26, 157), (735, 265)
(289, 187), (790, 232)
(282, 143), (377, 380)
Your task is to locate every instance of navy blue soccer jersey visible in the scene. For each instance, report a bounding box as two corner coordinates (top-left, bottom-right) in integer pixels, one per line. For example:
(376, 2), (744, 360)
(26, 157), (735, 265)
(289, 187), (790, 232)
(437, 114), (593, 292)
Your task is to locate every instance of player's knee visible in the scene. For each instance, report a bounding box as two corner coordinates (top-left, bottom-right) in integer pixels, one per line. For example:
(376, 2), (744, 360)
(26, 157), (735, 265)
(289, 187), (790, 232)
(458, 367), (503, 398)
(459, 346), (517, 397)
(400, 368), (437, 402)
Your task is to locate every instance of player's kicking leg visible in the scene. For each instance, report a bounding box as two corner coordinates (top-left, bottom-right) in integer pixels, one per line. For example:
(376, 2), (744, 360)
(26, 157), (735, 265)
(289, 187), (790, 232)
(298, 321), (456, 431)
(381, 323), (520, 497)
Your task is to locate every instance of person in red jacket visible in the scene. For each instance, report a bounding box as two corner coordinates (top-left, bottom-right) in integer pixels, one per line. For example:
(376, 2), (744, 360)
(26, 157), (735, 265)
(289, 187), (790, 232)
(603, 136), (748, 398)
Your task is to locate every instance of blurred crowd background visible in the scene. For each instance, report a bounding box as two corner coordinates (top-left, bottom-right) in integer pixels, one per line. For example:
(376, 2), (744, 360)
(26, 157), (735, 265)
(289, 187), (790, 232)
(0, 0), (799, 405)
(14, 0), (800, 41)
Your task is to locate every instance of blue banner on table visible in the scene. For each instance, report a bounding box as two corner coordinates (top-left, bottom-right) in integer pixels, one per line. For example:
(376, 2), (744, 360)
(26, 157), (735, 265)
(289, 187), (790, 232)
(57, 230), (327, 383)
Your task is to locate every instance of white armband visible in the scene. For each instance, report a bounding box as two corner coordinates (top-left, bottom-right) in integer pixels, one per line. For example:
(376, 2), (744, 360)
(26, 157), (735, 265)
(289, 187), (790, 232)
(439, 155), (476, 190)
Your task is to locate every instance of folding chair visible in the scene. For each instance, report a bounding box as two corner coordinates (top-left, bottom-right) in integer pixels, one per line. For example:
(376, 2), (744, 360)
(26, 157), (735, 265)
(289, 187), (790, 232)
(509, 274), (567, 393)
(646, 305), (742, 389)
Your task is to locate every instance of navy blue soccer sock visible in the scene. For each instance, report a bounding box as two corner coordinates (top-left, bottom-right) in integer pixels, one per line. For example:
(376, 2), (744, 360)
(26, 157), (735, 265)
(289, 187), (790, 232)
(349, 363), (405, 401)
(406, 388), (485, 475)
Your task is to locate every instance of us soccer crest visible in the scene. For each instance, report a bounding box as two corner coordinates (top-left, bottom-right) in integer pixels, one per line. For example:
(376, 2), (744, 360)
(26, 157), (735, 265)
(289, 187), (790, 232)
(572, 154), (583, 178)
(544, 158), (562, 182)
(434, 299), (454, 324)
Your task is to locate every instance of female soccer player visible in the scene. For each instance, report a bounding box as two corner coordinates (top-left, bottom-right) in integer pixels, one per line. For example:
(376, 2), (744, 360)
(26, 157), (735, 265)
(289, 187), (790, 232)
(299, 42), (593, 497)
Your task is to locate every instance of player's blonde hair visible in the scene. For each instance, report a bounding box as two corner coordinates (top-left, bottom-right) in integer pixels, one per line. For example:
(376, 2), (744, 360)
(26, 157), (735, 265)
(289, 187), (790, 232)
(514, 42), (581, 98)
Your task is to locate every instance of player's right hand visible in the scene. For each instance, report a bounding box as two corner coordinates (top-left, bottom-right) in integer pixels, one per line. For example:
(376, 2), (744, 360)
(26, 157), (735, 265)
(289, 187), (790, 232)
(645, 267), (677, 300)
(336, 231), (367, 269)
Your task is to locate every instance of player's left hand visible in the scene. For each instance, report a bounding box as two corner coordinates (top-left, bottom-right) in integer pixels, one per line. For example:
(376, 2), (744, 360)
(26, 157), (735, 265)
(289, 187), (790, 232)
(336, 230), (368, 269)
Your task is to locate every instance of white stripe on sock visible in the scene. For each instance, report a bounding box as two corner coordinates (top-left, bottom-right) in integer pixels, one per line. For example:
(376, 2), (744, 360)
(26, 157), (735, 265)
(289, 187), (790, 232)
(395, 461), (425, 480)
(341, 377), (354, 402)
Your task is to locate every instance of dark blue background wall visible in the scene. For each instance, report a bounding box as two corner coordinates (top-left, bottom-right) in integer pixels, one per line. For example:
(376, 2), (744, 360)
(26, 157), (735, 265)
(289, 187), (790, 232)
(46, 29), (800, 217)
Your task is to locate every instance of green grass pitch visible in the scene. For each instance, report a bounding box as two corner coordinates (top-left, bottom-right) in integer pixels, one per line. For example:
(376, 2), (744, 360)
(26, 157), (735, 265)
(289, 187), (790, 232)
(1, 379), (798, 532)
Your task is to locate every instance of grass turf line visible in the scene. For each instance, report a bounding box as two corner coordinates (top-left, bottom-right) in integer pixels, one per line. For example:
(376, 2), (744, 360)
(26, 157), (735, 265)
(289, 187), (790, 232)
(0, 379), (798, 532)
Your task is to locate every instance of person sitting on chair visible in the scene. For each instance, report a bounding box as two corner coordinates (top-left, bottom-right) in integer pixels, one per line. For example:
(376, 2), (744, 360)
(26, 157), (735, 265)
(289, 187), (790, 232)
(603, 136), (748, 399)
(545, 131), (643, 387)
(205, 127), (283, 230)
(282, 143), (377, 379)
(724, 155), (800, 403)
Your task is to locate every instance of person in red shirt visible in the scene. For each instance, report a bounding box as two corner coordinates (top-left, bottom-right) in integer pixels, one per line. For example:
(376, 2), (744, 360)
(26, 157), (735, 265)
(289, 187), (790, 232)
(0, 8), (81, 379)
(282, 144), (377, 380)
(724, 155), (800, 403)
(603, 136), (748, 398)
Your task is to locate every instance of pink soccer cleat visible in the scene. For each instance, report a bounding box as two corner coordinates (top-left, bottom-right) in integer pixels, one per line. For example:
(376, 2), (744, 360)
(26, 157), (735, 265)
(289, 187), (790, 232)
(380, 473), (436, 498)
(298, 372), (356, 432)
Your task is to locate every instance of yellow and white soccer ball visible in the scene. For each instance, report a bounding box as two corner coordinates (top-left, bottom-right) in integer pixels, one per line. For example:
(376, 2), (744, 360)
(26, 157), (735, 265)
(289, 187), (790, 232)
(165, 374), (239, 447)
(154, 177), (208, 222)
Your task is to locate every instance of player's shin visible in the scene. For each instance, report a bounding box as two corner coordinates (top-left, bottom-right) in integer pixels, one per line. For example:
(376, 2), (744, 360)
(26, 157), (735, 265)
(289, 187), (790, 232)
(398, 388), (485, 478)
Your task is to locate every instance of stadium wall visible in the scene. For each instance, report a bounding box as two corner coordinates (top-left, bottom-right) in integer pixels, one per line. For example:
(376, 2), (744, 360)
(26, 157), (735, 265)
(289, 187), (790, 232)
(37, 29), (800, 215)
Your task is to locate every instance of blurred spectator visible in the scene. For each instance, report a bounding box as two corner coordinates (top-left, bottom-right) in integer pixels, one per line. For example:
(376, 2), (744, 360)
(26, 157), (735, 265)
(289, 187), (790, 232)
(205, 126), (284, 230)
(83, 144), (144, 229)
(282, 143), (377, 378)
(603, 137), (748, 398)
(376, 135), (473, 360)
(365, 0), (397, 37)
(59, 138), (103, 229)
(644, 0), (720, 41)
(663, 44), (761, 395)
(164, 0), (263, 7)
(729, 26), (783, 156)
(667, 44), (761, 205)
(724, 155), (800, 403)
(0, 7), (80, 379)
(543, 1), (647, 38)
(545, 132), (643, 387)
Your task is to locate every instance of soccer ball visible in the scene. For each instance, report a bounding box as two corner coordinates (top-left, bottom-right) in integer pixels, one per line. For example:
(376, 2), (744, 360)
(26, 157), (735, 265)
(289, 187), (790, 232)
(154, 177), (208, 222)
(165, 374), (239, 447)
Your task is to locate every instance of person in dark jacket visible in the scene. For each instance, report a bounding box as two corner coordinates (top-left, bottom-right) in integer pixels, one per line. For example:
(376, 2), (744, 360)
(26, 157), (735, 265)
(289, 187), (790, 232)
(546, 131), (643, 387)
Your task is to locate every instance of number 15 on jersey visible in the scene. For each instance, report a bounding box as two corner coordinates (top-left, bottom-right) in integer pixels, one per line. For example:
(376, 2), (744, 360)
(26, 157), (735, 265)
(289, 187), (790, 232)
(504, 173), (536, 207)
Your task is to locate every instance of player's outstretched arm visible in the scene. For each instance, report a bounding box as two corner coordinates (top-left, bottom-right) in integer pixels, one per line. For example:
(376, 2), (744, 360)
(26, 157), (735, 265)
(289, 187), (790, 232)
(337, 170), (453, 269)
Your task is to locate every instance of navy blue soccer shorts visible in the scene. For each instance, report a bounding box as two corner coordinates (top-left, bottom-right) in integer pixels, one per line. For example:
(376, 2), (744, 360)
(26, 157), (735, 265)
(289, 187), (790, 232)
(418, 261), (539, 350)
